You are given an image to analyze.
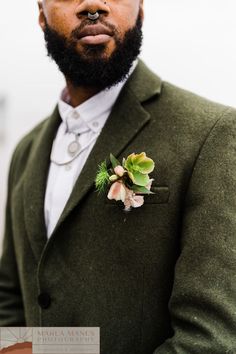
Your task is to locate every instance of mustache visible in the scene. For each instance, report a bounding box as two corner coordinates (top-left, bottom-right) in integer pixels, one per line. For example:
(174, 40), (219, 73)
(70, 18), (120, 42)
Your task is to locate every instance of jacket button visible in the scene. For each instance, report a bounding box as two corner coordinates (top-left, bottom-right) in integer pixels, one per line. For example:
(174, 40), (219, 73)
(38, 293), (51, 309)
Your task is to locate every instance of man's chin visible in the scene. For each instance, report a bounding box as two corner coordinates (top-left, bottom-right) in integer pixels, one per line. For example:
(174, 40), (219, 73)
(75, 40), (116, 60)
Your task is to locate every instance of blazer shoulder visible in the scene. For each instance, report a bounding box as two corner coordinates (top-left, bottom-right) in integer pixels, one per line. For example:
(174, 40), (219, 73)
(161, 81), (236, 121)
(155, 81), (236, 137)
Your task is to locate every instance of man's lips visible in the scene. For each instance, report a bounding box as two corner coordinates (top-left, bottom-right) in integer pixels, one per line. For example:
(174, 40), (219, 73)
(77, 24), (114, 45)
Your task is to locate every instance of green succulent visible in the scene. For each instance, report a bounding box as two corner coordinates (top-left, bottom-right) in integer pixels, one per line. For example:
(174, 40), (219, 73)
(124, 152), (155, 187)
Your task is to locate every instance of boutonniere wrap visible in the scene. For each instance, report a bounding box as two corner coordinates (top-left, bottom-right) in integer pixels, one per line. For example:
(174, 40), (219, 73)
(95, 152), (155, 211)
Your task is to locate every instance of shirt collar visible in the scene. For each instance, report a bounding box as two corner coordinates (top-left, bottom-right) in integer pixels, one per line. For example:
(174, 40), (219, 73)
(58, 60), (138, 134)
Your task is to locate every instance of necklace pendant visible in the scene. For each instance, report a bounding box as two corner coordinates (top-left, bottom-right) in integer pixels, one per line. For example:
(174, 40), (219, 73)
(68, 140), (81, 156)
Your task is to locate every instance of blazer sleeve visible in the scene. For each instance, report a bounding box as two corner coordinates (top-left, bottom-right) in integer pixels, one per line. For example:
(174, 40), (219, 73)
(0, 149), (26, 325)
(153, 108), (236, 353)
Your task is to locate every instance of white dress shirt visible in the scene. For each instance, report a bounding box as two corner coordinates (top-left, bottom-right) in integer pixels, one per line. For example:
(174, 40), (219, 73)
(44, 77), (131, 237)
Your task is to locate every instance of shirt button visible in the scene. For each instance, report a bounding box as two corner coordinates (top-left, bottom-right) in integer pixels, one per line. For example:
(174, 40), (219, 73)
(38, 293), (51, 309)
(92, 121), (99, 128)
(72, 111), (79, 119)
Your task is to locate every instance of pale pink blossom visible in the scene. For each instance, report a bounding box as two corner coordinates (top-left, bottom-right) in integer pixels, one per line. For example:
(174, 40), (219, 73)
(108, 181), (145, 211)
(114, 165), (125, 177)
(107, 181), (126, 202)
(124, 188), (144, 211)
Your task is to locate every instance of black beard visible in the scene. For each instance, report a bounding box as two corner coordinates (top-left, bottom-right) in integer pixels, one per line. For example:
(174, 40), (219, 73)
(43, 14), (143, 90)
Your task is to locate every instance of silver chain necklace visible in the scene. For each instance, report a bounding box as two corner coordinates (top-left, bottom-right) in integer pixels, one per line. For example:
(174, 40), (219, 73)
(50, 131), (99, 166)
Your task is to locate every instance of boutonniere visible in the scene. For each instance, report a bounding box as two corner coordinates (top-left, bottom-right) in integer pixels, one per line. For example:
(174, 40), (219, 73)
(95, 152), (155, 211)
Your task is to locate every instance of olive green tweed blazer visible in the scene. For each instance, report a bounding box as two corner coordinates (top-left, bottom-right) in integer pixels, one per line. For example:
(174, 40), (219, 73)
(0, 60), (236, 354)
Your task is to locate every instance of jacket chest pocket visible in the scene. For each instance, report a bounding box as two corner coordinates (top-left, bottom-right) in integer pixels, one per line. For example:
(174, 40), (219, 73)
(144, 186), (169, 204)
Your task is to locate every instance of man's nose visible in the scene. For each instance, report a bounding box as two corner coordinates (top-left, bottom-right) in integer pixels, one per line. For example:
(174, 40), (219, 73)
(76, 0), (110, 20)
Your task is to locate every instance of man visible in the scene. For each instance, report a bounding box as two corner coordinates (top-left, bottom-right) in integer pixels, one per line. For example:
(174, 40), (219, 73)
(0, 0), (235, 353)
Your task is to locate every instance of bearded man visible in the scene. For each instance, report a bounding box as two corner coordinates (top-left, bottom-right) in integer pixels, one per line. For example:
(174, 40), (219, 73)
(0, 1), (235, 353)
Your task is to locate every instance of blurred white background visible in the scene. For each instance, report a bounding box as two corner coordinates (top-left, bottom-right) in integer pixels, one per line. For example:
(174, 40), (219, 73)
(0, 0), (236, 245)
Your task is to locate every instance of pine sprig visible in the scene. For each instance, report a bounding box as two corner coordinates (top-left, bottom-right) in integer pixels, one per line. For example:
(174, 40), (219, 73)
(95, 161), (110, 193)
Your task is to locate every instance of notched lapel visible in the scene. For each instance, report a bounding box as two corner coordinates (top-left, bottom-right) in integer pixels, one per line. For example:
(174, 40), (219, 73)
(23, 107), (61, 263)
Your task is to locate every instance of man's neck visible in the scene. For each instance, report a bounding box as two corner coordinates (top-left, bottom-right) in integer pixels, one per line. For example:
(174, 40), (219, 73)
(66, 80), (100, 107)
(65, 60), (138, 107)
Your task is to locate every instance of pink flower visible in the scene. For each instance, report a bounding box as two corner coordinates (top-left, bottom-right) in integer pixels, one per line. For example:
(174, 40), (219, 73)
(124, 188), (144, 211)
(107, 182), (144, 211)
(107, 181), (126, 202)
(114, 165), (125, 177)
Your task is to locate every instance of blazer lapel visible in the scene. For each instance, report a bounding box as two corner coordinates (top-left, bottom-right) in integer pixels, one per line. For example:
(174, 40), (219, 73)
(51, 61), (162, 237)
(23, 60), (162, 261)
(23, 107), (61, 262)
